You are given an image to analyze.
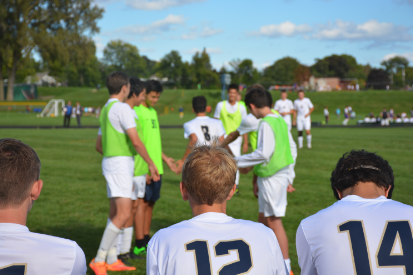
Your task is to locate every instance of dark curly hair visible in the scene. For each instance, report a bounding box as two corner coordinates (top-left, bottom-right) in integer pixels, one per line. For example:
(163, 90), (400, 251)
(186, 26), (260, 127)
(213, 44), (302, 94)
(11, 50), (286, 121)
(330, 150), (394, 200)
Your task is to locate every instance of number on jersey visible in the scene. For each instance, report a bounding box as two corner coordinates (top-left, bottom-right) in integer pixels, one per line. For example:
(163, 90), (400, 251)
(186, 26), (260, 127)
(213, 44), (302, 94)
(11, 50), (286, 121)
(339, 220), (413, 275)
(201, 126), (211, 141)
(185, 239), (253, 275)
(0, 264), (27, 275)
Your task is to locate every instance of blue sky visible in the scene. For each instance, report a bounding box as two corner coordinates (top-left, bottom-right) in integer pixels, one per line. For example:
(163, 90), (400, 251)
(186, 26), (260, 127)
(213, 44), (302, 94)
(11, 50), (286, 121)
(93, 0), (413, 70)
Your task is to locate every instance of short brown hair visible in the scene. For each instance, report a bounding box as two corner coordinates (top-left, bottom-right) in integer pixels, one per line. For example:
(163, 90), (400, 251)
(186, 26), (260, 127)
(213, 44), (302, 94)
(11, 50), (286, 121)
(182, 144), (237, 206)
(106, 71), (129, 95)
(0, 139), (41, 208)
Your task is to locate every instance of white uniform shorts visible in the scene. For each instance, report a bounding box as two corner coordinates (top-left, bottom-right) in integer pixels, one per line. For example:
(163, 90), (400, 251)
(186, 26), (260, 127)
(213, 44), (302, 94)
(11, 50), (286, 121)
(132, 175), (147, 200)
(104, 174), (134, 199)
(297, 116), (311, 131)
(258, 174), (289, 217)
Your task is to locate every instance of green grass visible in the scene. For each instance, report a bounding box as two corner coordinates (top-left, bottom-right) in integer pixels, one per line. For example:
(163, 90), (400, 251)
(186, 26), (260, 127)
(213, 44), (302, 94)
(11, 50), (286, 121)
(1, 87), (413, 126)
(1, 127), (412, 274)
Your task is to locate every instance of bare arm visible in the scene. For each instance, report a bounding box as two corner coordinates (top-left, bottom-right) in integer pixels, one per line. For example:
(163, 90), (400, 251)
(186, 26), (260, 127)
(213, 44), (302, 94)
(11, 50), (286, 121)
(220, 130), (240, 148)
(162, 152), (177, 173)
(293, 109), (297, 125)
(175, 134), (198, 174)
(126, 128), (160, 181)
(242, 133), (249, 153)
(306, 107), (314, 117)
(96, 135), (103, 155)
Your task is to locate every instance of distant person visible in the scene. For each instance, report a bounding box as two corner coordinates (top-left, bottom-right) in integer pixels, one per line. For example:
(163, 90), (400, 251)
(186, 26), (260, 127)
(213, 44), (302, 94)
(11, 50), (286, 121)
(63, 101), (72, 127)
(410, 116), (413, 123)
(356, 83), (359, 91)
(25, 105), (30, 113)
(348, 105), (352, 113)
(410, 107), (413, 117)
(95, 107), (101, 118)
(274, 90), (294, 131)
(395, 114), (402, 123)
(197, 83), (201, 90)
(293, 90), (314, 149)
(386, 85), (390, 90)
(179, 105), (184, 119)
(401, 112), (407, 119)
(206, 105), (211, 114)
(364, 115), (370, 123)
(324, 106), (329, 124)
(389, 108), (394, 122)
(0, 138), (87, 274)
(297, 150), (413, 275)
(380, 108), (389, 126)
(342, 106), (349, 126)
(336, 108), (340, 119)
(75, 102), (82, 128)
(403, 116), (410, 123)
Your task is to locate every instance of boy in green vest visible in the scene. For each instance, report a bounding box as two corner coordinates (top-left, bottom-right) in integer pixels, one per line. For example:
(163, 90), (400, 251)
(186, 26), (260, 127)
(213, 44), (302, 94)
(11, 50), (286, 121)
(214, 83), (248, 193)
(132, 80), (177, 257)
(235, 88), (295, 275)
(91, 72), (159, 275)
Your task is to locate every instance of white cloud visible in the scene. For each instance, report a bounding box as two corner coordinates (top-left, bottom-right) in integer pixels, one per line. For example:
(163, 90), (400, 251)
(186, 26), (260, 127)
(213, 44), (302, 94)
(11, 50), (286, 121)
(125, 0), (206, 10)
(383, 52), (413, 62)
(181, 26), (223, 40)
(313, 20), (413, 42)
(109, 14), (185, 35)
(93, 36), (105, 55)
(184, 47), (222, 54)
(250, 21), (312, 37)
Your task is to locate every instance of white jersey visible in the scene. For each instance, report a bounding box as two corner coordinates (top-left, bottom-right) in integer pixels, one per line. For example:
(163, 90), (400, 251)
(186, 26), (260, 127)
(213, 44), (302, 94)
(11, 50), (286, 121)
(324, 109), (329, 116)
(274, 99), (294, 125)
(183, 116), (226, 144)
(293, 98), (314, 117)
(237, 113), (260, 135)
(98, 99), (137, 176)
(0, 223), (86, 275)
(147, 212), (287, 275)
(296, 195), (413, 275)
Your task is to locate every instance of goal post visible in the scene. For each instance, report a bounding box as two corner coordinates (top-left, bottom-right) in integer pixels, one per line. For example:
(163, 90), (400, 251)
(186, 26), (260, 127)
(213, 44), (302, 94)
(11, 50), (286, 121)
(39, 99), (65, 117)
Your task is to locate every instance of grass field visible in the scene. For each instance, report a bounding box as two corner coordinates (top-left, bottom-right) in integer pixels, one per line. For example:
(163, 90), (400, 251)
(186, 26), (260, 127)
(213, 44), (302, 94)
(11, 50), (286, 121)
(1, 87), (413, 126)
(1, 127), (412, 275)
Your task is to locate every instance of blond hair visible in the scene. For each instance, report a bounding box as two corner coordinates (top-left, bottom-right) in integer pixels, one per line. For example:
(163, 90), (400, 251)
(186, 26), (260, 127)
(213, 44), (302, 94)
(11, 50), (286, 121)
(182, 144), (237, 206)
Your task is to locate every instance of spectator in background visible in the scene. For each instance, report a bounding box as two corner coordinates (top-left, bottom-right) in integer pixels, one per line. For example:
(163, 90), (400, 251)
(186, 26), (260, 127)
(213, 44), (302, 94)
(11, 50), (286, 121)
(324, 106), (329, 124)
(179, 105), (184, 119)
(95, 107), (101, 118)
(342, 106), (349, 126)
(63, 101), (72, 127)
(403, 116), (410, 123)
(410, 107), (413, 117)
(380, 108), (389, 126)
(336, 108), (340, 119)
(25, 105), (30, 113)
(364, 115), (370, 123)
(389, 108), (394, 122)
(401, 112), (407, 119)
(75, 102), (82, 128)
(395, 114), (402, 123)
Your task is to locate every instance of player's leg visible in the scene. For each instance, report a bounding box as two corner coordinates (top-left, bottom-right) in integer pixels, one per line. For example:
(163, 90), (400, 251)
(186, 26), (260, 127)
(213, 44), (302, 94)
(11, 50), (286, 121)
(297, 117), (304, 149)
(143, 176), (162, 244)
(304, 117), (312, 149)
(266, 216), (289, 259)
(134, 198), (148, 256)
(305, 130), (311, 149)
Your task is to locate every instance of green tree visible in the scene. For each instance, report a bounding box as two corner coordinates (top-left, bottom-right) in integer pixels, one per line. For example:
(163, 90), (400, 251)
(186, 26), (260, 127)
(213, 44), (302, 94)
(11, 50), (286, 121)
(238, 59), (259, 85)
(1, 0), (103, 100)
(142, 56), (157, 78)
(262, 57), (300, 84)
(381, 56), (409, 74)
(191, 48), (219, 88)
(156, 50), (184, 86)
(102, 40), (146, 78)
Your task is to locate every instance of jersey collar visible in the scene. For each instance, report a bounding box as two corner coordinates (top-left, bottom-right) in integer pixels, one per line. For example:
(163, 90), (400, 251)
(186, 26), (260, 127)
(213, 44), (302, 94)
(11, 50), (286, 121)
(341, 195), (388, 202)
(0, 223), (29, 233)
(191, 212), (233, 223)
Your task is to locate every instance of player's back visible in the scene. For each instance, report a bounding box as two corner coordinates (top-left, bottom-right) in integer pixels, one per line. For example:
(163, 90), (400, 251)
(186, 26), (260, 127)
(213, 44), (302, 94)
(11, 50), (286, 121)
(147, 212), (287, 275)
(184, 116), (225, 144)
(297, 195), (413, 275)
(0, 223), (86, 275)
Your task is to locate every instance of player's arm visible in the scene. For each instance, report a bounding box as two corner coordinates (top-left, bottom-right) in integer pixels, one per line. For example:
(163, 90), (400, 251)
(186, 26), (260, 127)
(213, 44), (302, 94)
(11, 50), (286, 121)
(242, 133), (249, 153)
(293, 106), (297, 125)
(252, 173), (258, 198)
(175, 133), (198, 174)
(306, 107), (314, 117)
(162, 152), (177, 173)
(95, 134), (103, 155)
(220, 130), (240, 148)
(296, 224), (318, 275)
(71, 244), (87, 275)
(146, 244), (158, 275)
(126, 128), (160, 181)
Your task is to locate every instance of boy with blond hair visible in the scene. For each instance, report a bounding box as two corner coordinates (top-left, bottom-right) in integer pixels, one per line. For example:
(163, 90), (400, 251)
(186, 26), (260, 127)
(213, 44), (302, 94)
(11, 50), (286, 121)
(147, 144), (287, 275)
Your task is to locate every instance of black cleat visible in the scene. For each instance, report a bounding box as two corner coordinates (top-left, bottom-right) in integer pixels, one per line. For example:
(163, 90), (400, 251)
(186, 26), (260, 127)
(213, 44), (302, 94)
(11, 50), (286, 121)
(118, 253), (133, 266)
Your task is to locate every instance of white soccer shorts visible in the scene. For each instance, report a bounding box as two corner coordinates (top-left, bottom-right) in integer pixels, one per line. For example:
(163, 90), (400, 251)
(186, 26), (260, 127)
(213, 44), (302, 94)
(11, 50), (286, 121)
(258, 174), (289, 217)
(105, 174), (134, 199)
(297, 116), (311, 131)
(132, 175), (147, 200)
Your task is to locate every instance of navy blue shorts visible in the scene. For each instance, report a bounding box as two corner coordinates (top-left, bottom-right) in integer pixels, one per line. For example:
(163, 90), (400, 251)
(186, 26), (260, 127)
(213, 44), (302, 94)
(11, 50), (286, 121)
(144, 176), (162, 202)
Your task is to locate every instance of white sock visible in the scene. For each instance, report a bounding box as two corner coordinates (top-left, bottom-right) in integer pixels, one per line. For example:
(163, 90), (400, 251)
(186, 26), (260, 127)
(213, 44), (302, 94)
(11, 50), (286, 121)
(298, 136), (303, 148)
(117, 228), (124, 255)
(107, 236), (119, 265)
(95, 221), (120, 263)
(120, 227), (134, 254)
(284, 258), (291, 273)
(307, 135), (312, 147)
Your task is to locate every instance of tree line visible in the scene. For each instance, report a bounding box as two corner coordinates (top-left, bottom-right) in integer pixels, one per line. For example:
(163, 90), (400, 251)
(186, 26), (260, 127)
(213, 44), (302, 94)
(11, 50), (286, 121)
(1, 1), (412, 101)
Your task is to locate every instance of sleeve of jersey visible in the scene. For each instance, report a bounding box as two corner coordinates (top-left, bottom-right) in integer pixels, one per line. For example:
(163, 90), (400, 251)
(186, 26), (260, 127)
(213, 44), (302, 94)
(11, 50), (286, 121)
(183, 123), (194, 139)
(240, 104), (248, 119)
(146, 244), (160, 275)
(214, 102), (222, 119)
(98, 127), (102, 135)
(237, 117), (255, 135)
(296, 224), (318, 275)
(307, 99), (314, 109)
(71, 243), (87, 275)
(119, 106), (136, 131)
(235, 121), (274, 168)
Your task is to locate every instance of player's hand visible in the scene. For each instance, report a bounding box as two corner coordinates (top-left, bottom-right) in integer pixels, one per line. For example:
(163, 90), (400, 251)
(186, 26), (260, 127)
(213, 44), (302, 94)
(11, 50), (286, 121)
(287, 184), (296, 193)
(292, 120), (296, 126)
(242, 142), (248, 154)
(165, 157), (178, 173)
(146, 174), (152, 184)
(174, 159), (184, 175)
(239, 166), (253, 174)
(148, 163), (160, 182)
(253, 182), (258, 198)
(305, 113), (309, 118)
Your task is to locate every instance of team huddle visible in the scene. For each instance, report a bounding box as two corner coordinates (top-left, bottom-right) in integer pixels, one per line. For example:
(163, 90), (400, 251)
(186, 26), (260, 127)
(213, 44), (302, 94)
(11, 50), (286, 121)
(0, 71), (412, 275)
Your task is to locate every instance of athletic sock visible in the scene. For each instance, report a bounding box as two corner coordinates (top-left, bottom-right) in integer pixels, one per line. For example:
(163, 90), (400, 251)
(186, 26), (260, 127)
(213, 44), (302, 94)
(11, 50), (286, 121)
(107, 236), (119, 265)
(298, 136), (303, 148)
(117, 229), (124, 255)
(307, 135), (312, 148)
(120, 227), (133, 254)
(95, 221), (121, 263)
(284, 258), (291, 274)
(144, 234), (150, 245)
(135, 239), (146, 249)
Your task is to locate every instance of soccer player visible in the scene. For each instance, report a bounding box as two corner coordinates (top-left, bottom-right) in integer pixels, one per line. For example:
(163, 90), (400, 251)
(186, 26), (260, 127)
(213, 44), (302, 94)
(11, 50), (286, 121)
(91, 72), (159, 275)
(324, 106), (329, 124)
(0, 138), (87, 274)
(380, 108), (389, 126)
(274, 90), (294, 131)
(342, 106), (349, 126)
(132, 80), (177, 257)
(296, 150), (413, 275)
(147, 144), (288, 275)
(235, 88), (295, 274)
(175, 96), (226, 173)
(214, 83), (248, 190)
(293, 90), (314, 149)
